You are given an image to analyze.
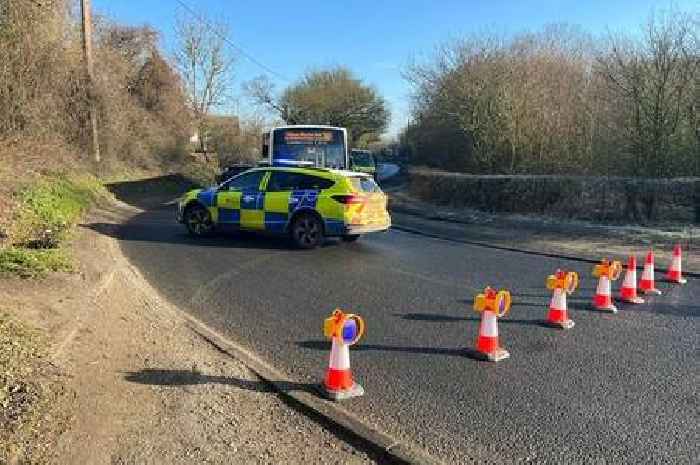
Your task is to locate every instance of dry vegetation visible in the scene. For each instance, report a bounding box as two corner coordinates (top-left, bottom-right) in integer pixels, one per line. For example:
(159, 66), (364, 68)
(0, 0), (212, 249)
(401, 12), (699, 177)
(0, 2), (206, 460)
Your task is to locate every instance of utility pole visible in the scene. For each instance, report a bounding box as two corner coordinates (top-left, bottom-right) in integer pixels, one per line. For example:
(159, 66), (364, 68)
(80, 0), (100, 163)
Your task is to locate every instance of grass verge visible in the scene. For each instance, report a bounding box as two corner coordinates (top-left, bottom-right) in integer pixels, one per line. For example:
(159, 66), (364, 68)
(0, 174), (106, 277)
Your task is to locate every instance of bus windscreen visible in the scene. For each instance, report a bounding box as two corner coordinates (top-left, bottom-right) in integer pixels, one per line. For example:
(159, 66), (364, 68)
(272, 128), (346, 169)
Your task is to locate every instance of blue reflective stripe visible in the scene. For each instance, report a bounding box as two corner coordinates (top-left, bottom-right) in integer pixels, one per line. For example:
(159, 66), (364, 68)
(264, 212), (288, 233)
(324, 219), (345, 236)
(197, 189), (217, 207)
(219, 208), (240, 223)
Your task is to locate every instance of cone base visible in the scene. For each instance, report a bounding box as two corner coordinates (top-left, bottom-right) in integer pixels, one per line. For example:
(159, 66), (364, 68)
(320, 382), (364, 401)
(622, 296), (645, 304)
(641, 288), (662, 295)
(666, 277), (687, 285)
(594, 304), (618, 313)
(546, 318), (575, 330)
(476, 347), (510, 362)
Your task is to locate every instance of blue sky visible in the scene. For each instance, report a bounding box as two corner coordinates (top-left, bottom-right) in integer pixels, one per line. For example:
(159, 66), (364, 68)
(93, 0), (697, 137)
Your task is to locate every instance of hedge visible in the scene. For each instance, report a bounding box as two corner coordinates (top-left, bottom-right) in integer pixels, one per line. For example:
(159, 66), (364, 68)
(408, 168), (700, 224)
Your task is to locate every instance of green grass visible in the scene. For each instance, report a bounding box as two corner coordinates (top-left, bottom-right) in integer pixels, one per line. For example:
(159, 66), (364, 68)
(0, 247), (72, 278)
(1, 175), (105, 277)
(15, 176), (103, 241)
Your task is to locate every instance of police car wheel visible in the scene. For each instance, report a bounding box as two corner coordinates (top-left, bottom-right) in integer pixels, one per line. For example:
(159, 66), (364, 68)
(341, 234), (360, 242)
(291, 213), (323, 249)
(184, 205), (214, 237)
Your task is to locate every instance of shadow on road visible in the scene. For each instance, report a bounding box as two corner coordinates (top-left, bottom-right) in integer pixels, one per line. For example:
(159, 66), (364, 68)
(123, 369), (316, 394)
(297, 340), (495, 361)
(83, 220), (300, 251)
(395, 312), (547, 327)
(106, 174), (202, 210)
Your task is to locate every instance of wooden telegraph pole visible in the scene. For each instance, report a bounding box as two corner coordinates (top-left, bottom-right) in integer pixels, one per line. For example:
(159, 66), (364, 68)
(80, 0), (100, 163)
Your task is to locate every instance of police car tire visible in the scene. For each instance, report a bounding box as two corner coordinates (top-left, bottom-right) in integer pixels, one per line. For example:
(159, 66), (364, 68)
(341, 234), (361, 242)
(184, 204), (214, 237)
(290, 213), (324, 249)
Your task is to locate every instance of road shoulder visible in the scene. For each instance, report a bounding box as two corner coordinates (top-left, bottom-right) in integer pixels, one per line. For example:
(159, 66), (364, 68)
(1, 200), (375, 465)
(388, 189), (698, 273)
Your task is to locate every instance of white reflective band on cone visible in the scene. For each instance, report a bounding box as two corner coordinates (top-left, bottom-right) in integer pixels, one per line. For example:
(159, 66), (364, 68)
(329, 338), (350, 370)
(550, 287), (566, 310)
(623, 268), (636, 287)
(480, 310), (498, 337)
(596, 276), (611, 295)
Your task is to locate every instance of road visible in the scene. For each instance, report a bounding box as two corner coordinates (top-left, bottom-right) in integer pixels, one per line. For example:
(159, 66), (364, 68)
(102, 196), (699, 464)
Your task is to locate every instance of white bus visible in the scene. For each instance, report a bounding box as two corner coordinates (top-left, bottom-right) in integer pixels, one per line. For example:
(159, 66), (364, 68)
(261, 125), (349, 169)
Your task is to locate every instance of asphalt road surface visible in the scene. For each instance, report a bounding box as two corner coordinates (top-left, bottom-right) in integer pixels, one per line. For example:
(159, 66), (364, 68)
(102, 199), (699, 464)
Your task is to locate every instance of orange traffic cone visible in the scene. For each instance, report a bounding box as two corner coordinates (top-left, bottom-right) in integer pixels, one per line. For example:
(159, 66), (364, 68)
(547, 287), (575, 329)
(322, 309), (364, 400)
(323, 338), (363, 400)
(620, 256), (645, 304)
(545, 269), (578, 329)
(665, 244), (687, 284)
(593, 275), (617, 313)
(475, 309), (509, 361)
(639, 250), (662, 295)
(473, 287), (512, 362)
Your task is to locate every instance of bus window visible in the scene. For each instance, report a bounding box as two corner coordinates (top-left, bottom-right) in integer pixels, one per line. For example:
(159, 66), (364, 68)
(271, 127), (347, 169)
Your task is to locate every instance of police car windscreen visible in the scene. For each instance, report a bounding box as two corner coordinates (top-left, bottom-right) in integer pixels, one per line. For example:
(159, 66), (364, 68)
(272, 129), (345, 168)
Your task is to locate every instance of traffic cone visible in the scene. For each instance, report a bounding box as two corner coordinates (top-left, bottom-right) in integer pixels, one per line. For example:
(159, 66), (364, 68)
(620, 255), (645, 304)
(475, 310), (509, 361)
(546, 287), (575, 329)
(593, 275), (617, 313)
(665, 244), (687, 284)
(322, 337), (364, 400)
(639, 250), (662, 295)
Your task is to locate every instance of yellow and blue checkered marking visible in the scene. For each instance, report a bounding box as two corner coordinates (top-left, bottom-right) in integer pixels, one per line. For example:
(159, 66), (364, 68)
(182, 179), (352, 236)
(197, 188), (217, 207)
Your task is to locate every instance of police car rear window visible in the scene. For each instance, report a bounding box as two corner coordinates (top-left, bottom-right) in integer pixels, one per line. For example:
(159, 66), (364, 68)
(349, 176), (380, 193)
(267, 172), (335, 191)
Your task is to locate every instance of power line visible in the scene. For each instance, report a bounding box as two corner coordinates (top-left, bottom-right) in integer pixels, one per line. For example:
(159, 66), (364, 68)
(173, 0), (289, 83)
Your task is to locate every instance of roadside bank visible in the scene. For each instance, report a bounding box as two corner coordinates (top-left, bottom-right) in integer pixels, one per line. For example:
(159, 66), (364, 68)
(1, 188), (378, 464)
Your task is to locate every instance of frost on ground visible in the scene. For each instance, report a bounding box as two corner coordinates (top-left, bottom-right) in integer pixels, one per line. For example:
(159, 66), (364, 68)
(388, 189), (699, 272)
(0, 202), (376, 465)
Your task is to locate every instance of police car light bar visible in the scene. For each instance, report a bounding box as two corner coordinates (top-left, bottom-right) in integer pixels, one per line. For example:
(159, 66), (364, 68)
(272, 159), (316, 167)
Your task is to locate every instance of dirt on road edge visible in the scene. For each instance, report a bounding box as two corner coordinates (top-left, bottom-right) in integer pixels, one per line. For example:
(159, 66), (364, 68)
(1, 199), (376, 465)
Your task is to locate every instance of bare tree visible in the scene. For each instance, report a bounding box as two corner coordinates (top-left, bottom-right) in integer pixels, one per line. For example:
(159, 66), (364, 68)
(174, 13), (235, 150)
(596, 9), (698, 177)
(243, 75), (291, 122)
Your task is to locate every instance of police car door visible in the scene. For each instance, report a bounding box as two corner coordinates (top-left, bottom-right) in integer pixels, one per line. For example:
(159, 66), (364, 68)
(264, 171), (301, 233)
(217, 170), (267, 229)
(239, 170), (268, 230)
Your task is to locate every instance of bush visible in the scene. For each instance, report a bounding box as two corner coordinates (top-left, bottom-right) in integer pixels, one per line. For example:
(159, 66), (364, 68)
(408, 168), (698, 224)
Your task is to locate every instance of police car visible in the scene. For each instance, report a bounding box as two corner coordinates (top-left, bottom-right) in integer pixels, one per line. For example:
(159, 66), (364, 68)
(176, 166), (391, 249)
